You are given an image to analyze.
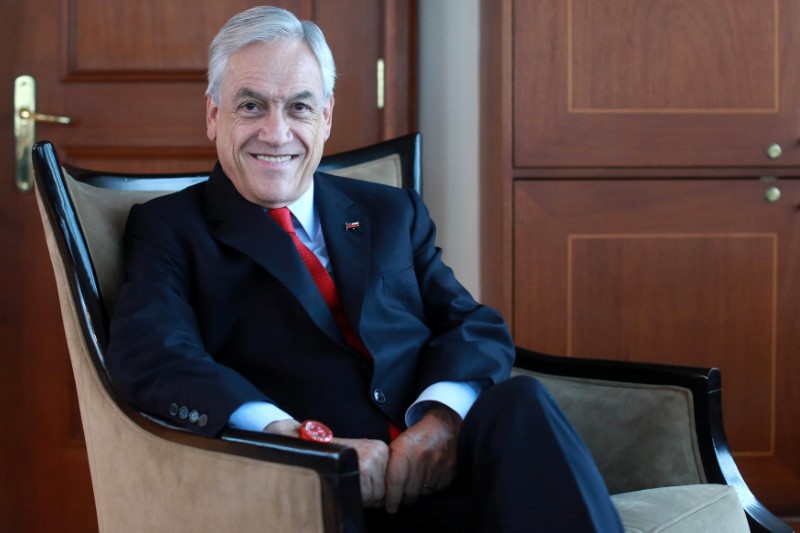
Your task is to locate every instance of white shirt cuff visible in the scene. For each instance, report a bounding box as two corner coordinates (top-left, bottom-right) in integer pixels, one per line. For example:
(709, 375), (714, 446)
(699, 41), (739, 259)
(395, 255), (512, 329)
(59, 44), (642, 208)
(228, 401), (293, 432)
(404, 380), (486, 427)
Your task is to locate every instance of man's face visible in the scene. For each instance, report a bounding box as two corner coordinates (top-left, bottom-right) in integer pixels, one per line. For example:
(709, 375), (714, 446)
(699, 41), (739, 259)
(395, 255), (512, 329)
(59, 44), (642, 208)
(206, 40), (334, 208)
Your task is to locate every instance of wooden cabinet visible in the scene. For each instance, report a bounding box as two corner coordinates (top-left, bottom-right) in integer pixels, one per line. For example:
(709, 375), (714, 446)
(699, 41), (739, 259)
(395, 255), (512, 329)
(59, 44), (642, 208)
(481, 0), (800, 517)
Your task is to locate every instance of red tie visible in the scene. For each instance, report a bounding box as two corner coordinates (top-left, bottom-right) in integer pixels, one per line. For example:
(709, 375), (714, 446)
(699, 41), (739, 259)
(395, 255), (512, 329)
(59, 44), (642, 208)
(268, 208), (403, 440)
(267, 207), (402, 440)
(268, 207), (370, 357)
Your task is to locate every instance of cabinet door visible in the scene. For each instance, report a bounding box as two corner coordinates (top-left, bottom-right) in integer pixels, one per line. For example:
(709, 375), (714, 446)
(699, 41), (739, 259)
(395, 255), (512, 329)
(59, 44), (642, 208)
(514, 179), (800, 514)
(513, 0), (800, 170)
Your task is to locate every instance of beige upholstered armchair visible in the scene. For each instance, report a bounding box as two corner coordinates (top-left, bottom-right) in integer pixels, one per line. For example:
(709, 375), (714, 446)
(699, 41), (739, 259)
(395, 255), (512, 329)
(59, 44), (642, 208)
(33, 134), (790, 532)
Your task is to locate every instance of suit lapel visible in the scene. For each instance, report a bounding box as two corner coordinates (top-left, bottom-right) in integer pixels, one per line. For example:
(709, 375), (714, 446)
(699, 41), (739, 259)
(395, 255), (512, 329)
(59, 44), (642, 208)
(203, 167), (345, 345)
(316, 174), (371, 336)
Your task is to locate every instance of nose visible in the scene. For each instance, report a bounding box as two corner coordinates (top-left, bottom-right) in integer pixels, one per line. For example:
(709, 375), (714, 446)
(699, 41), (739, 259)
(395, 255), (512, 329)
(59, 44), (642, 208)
(259, 111), (292, 145)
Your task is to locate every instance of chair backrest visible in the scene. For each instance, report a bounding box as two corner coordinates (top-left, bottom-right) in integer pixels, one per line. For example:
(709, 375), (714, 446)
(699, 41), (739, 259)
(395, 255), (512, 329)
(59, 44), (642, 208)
(35, 132), (421, 363)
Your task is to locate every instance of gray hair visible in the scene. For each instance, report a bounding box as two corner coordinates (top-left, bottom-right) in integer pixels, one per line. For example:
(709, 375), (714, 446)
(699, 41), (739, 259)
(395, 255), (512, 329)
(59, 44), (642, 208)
(206, 6), (336, 104)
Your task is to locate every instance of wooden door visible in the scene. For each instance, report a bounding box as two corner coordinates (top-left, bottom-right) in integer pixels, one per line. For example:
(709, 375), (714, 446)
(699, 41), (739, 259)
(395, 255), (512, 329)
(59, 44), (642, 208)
(0, 1), (416, 530)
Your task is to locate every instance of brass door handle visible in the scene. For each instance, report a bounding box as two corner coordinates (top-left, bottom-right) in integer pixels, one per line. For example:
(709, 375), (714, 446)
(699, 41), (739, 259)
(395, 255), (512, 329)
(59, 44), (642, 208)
(14, 75), (73, 192)
(18, 108), (72, 125)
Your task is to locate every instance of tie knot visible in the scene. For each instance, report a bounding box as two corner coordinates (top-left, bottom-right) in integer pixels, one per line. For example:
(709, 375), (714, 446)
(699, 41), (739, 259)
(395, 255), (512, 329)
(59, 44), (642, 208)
(268, 207), (295, 234)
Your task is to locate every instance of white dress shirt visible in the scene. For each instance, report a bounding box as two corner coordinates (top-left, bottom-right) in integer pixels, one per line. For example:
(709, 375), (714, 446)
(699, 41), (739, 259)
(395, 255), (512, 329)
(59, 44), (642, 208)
(229, 181), (484, 432)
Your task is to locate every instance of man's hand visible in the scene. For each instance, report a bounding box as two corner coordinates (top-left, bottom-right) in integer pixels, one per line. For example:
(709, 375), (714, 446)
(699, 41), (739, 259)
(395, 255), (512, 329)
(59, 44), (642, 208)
(333, 437), (390, 508)
(263, 418), (301, 436)
(264, 419), (390, 508)
(384, 404), (462, 513)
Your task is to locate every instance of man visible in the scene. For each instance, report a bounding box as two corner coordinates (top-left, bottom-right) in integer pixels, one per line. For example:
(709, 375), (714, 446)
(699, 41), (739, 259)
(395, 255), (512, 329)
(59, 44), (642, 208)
(107, 6), (623, 532)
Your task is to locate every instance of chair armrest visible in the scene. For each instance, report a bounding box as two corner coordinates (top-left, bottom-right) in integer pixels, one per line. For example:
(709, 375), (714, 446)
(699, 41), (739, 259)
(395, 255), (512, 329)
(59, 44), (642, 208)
(136, 414), (365, 532)
(221, 427), (363, 532)
(513, 346), (792, 533)
(76, 387), (365, 533)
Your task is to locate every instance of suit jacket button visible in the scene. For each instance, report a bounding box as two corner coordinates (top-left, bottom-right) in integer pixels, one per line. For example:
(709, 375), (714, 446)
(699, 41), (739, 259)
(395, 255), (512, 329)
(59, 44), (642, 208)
(197, 414), (208, 428)
(372, 389), (386, 404)
(169, 403), (179, 417)
(189, 410), (200, 423)
(178, 406), (190, 419)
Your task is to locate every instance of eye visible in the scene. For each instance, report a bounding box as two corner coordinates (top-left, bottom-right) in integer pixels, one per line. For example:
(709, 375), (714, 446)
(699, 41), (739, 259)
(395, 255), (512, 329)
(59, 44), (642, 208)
(238, 101), (262, 115)
(291, 102), (311, 114)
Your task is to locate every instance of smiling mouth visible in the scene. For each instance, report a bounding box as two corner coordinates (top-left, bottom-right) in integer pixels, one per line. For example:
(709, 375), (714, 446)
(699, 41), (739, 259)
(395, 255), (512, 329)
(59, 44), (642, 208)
(254, 154), (294, 163)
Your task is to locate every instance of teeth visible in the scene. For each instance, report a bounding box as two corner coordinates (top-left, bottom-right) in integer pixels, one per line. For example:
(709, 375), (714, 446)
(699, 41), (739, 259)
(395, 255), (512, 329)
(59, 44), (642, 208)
(255, 154), (292, 163)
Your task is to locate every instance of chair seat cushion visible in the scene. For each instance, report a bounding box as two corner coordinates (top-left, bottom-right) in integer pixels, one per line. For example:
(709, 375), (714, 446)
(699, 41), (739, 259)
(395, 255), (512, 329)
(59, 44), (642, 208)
(611, 484), (748, 532)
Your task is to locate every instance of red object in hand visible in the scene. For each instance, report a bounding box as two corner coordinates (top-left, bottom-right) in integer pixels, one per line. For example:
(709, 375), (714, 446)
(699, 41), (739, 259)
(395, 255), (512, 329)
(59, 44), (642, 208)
(298, 420), (334, 443)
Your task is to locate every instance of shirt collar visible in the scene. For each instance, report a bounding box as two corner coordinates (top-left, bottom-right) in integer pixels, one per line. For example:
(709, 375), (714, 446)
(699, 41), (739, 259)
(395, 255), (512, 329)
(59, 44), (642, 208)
(286, 179), (317, 239)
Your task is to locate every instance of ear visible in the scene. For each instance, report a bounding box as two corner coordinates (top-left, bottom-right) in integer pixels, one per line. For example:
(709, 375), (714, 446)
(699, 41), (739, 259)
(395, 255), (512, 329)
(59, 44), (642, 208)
(206, 96), (219, 142)
(322, 95), (335, 141)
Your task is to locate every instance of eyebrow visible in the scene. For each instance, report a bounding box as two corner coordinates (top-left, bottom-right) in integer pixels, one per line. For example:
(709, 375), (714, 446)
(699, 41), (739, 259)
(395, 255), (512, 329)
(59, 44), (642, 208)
(234, 88), (266, 102)
(233, 88), (317, 104)
(290, 90), (316, 103)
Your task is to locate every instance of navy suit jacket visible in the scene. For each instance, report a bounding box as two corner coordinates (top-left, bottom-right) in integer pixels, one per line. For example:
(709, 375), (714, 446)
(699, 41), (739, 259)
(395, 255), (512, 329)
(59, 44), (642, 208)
(107, 164), (514, 440)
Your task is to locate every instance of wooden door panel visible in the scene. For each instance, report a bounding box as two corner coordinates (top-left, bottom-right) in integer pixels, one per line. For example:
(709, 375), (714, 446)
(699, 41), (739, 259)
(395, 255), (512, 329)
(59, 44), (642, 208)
(513, 178), (800, 511)
(513, 0), (800, 169)
(62, 84), (210, 146)
(68, 0), (301, 76)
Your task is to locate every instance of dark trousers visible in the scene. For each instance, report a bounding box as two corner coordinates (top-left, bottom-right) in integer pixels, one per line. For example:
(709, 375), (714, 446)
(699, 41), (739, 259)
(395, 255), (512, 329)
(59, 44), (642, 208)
(365, 376), (624, 532)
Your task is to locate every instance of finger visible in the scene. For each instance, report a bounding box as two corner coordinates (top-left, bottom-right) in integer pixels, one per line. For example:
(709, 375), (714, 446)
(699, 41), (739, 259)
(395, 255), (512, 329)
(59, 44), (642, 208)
(371, 467), (386, 506)
(390, 433), (434, 507)
(363, 451), (387, 507)
(363, 472), (388, 508)
(400, 459), (427, 506)
(384, 451), (411, 513)
(262, 418), (301, 436)
(361, 477), (370, 505)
